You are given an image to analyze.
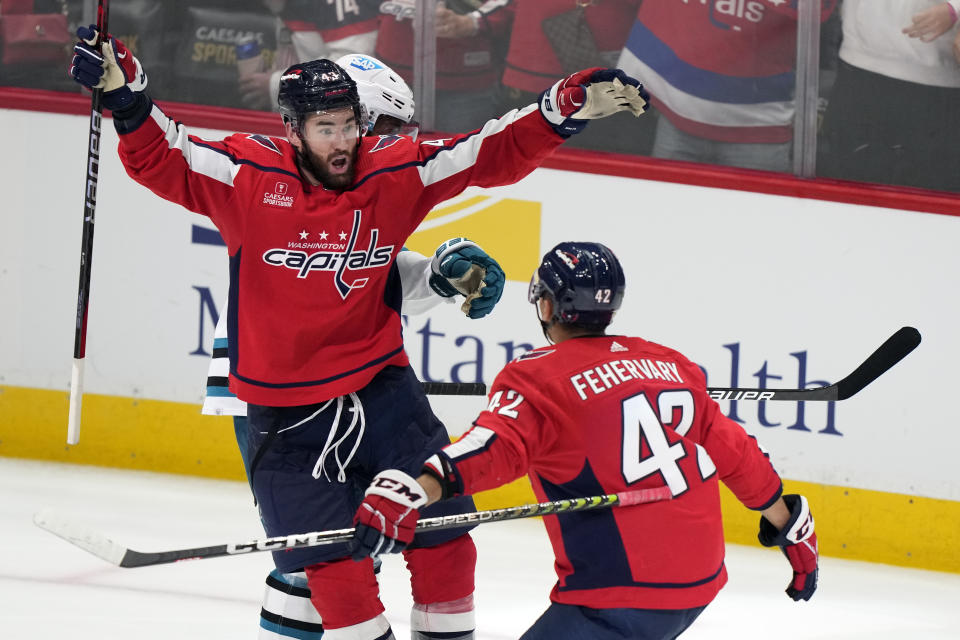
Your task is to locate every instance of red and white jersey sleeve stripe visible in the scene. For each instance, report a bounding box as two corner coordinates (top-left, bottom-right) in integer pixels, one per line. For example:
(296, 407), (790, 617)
(117, 100), (248, 252)
(414, 104), (559, 211)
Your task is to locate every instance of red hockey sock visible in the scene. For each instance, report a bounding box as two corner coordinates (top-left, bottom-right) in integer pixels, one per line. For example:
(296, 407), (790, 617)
(304, 557), (384, 629)
(404, 533), (477, 604)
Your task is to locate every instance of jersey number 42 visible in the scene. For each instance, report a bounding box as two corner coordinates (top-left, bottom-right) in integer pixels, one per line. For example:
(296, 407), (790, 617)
(621, 390), (716, 497)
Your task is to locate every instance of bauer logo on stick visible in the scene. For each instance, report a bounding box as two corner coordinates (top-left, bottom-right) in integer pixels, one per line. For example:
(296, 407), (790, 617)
(708, 390), (776, 401)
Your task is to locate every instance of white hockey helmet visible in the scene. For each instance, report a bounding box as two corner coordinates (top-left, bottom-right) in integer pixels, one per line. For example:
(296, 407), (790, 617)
(335, 53), (419, 139)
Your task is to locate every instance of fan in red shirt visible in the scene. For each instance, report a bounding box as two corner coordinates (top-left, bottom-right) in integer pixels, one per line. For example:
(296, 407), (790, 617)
(375, 0), (514, 132)
(353, 242), (820, 639)
(494, 0), (652, 154)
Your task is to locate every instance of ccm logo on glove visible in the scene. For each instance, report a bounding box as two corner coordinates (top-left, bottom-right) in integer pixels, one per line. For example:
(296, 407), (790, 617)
(371, 475), (424, 503)
(352, 469), (428, 560)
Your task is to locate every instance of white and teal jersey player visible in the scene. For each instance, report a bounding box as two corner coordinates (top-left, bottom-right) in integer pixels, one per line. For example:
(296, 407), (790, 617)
(200, 53), (505, 640)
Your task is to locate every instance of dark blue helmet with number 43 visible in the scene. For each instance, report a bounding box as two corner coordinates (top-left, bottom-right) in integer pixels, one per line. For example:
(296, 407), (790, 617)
(528, 241), (625, 326)
(277, 59), (366, 136)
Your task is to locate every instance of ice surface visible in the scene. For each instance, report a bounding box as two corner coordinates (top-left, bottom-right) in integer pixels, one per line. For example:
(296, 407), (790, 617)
(2, 458), (958, 639)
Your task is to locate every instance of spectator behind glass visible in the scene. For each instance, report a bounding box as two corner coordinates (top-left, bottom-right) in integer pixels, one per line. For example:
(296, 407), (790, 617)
(818, 0), (960, 192)
(375, 0), (513, 133)
(954, 10), (960, 61)
(495, 0), (651, 155)
(237, 0), (378, 111)
(618, 1), (837, 173)
(0, 0), (73, 92)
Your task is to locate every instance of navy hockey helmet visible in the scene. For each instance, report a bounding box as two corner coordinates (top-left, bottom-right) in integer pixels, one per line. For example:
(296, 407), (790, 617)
(278, 59), (366, 135)
(528, 242), (625, 325)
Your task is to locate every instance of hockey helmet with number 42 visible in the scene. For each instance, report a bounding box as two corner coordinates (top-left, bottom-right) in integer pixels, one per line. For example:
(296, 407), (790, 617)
(528, 241), (625, 325)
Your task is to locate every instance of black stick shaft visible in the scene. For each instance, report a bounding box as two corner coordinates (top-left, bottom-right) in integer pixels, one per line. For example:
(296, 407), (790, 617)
(124, 487), (670, 567)
(68, 0), (109, 446)
(420, 328), (920, 403)
(422, 381), (487, 396)
(34, 488), (672, 568)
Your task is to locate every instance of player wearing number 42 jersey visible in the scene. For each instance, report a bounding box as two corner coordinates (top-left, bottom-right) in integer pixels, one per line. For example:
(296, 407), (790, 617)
(353, 242), (820, 639)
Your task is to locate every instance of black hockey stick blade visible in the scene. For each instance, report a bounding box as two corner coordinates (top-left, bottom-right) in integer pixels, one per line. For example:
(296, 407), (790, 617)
(833, 326), (921, 400)
(421, 381), (486, 396)
(707, 327), (921, 402)
(34, 487), (671, 569)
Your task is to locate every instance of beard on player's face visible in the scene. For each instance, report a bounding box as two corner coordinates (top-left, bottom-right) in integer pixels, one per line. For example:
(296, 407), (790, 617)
(292, 108), (361, 190)
(298, 143), (357, 190)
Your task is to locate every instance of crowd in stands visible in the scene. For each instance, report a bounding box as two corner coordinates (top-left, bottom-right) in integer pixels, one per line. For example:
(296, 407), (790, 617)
(2, 0), (957, 192)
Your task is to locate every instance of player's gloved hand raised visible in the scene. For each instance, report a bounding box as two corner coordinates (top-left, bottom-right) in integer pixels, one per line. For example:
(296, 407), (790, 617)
(352, 469), (427, 560)
(758, 494), (819, 601)
(429, 237), (505, 319)
(69, 26), (147, 111)
(539, 67), (649, 137)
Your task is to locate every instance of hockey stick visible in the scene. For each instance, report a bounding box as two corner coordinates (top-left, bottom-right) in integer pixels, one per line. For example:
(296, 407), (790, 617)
(421, 381), (486, 395)
(419, 328), (921, 402)
(706, 326), (921, 402)
(68, 0), (110, 446)
(34, 486), (671, 569)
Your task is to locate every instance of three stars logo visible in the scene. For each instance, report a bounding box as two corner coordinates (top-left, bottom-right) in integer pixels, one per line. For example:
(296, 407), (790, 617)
(294, 230), (346, 241)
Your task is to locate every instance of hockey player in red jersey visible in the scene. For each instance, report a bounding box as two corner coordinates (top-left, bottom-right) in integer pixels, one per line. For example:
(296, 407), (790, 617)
(352, 242), (820, 639)
(68, 25), (649, 640)
(205, 52), (510, 640)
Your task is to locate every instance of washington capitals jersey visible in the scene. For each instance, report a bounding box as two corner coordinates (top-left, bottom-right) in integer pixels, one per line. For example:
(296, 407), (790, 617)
(438, 335), (783, 609)
(201, 250), (450, 417)
(115, 96), (563, 406)
(617, 1), (836, 144)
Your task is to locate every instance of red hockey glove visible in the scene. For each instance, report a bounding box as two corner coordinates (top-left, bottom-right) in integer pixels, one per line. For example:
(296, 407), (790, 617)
(758, 494), (819, 601)
(539, 67), (649, 137)
(69, 25), (147, 111)
(352, 469), (427, 560)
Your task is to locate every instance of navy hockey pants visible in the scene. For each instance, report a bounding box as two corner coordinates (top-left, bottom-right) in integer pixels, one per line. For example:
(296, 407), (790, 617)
(520, 602), (706, 640)
(245, 365), (477, 573)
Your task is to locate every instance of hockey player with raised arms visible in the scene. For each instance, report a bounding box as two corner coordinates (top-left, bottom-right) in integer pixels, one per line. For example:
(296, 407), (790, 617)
(203, 52), (507, 640)
(351, 243), (820, 639)
(68, 23), (649, 640)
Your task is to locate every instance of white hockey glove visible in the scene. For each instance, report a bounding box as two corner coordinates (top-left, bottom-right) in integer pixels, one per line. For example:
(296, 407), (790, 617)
(539, 67), (649, 137)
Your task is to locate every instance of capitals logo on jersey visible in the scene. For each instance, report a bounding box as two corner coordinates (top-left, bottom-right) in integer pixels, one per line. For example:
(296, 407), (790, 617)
(247, 134), (282, 155)
(371, 135), (403, 152)
(380, 0), (416, 21)
(261, 209), (395, 298)
(514, 348), (554, 363)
